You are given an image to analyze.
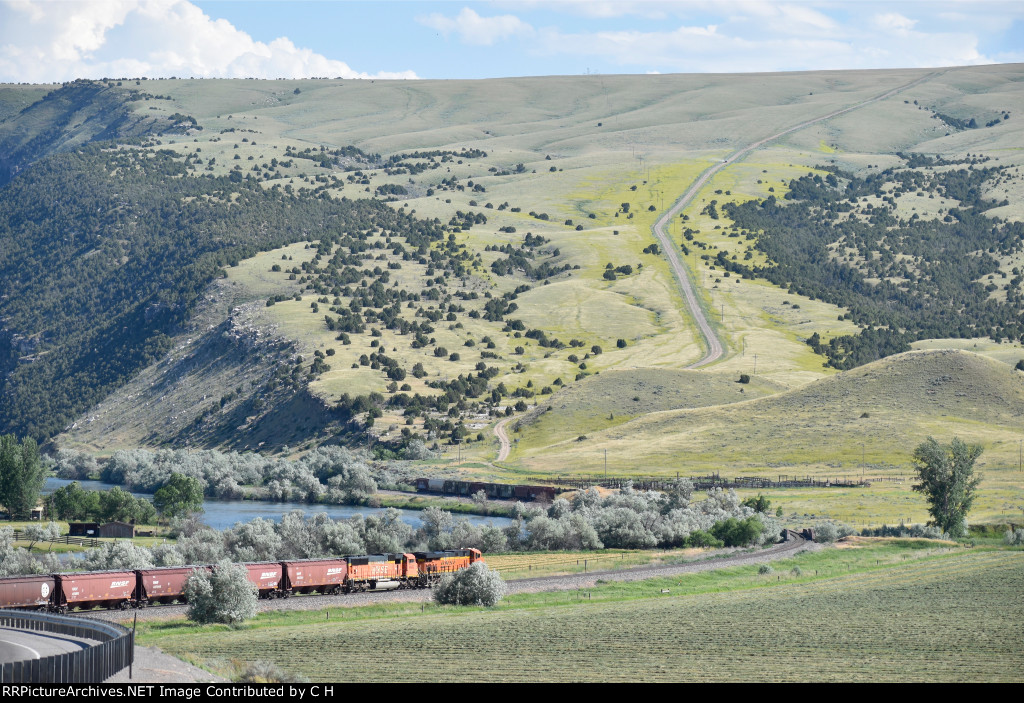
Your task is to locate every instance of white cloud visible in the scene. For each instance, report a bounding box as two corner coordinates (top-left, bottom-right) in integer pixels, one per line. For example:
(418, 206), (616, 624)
(0, 0), (416, 83)
(531, 8), (999, 73)
(418, 7), (534, 46)
(497, 1), (1020, 73)
(873, 12), (919, 33)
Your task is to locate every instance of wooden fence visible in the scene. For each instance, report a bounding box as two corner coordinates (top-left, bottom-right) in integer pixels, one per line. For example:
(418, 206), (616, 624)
(550, 473), (904, 491)
(11, 530), (101, 548)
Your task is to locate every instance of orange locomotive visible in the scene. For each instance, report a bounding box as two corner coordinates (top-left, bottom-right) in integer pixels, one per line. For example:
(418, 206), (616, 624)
(341, 548), (483, 593)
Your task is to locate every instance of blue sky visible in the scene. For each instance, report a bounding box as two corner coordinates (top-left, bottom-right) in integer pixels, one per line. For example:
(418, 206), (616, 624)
(1, 1), (1022, 83)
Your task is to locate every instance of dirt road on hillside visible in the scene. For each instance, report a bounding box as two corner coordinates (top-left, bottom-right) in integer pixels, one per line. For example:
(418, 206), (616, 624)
(652, 71), (941, 369)
(494, 416), (512, 462)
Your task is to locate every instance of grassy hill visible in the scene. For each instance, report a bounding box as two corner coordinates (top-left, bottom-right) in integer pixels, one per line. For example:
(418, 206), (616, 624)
(504, 349), (1024, 524)
(510, 349), (1024, 472)
(0, 65), (1017, 527)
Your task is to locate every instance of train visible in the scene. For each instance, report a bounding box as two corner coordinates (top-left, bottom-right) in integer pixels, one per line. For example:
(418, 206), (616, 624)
(0, 548), (483, 613)
(415, 478), (557, 502)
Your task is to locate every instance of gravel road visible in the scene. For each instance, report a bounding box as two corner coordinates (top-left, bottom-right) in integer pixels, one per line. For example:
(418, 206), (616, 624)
(494, 417), (512, 462)
(651, 71), (940, 369)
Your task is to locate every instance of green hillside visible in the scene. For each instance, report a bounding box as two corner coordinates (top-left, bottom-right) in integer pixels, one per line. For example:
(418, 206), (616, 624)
(511, 349), (1024, 471)
(0, 68), (1018, 520)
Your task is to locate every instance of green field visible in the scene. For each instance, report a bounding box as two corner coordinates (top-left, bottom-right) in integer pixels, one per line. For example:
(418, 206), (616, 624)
(137, 543), (1024, 682)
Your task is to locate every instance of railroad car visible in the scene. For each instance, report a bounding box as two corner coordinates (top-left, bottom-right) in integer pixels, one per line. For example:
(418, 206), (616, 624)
(281, 558), (348, 596)
(240, 561), (284, 598)
(137, 566), (210, 606)
(53, 570), (137, 612)
(415, 478), (556, 502)
(0, 574), (55, 610)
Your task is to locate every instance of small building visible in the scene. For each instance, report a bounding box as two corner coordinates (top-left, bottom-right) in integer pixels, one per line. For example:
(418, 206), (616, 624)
(99, 521), (135, 539)
(68, 522), (101, 537)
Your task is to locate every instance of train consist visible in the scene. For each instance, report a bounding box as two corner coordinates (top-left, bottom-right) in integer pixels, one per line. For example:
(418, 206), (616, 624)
(416, 478), (557, 502)
(0, 548), (483, 613)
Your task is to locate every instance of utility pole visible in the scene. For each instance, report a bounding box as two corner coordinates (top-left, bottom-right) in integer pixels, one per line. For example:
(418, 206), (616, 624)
(604, 449), (608, 479)
(753, 354), (757, 375)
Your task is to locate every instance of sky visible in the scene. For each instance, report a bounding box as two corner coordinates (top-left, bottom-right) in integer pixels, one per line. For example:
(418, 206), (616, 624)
(0, 0), (1022, 83)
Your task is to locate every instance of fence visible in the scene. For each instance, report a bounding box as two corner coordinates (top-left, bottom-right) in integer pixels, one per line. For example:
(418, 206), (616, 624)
(11, 531), (102, 548)
(550, 473), (897, 491)
(0, 609), (134, 683)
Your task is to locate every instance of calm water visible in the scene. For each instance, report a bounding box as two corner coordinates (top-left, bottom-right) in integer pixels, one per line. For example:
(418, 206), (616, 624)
(43, 477), (510, 531)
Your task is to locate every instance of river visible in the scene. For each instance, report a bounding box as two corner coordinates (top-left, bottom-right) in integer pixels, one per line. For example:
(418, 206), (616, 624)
(42, 478), (511, 531)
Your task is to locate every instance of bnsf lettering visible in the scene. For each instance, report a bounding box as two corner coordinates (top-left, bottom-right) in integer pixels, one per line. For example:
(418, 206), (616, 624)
(260, 572), (277, 579)
(111, 580), (130, 588)
(327, 568), (343, 575)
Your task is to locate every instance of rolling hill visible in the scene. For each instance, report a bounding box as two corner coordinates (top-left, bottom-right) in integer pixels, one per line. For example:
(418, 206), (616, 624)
(0, 66), (1020, 527)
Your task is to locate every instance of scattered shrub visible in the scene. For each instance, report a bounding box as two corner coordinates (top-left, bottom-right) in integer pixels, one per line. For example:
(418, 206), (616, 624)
(185, 560), (259, 625)
(432, 562), (506, 607)
(1004, 528), (1024, 546)
(234, 660), (309, 683)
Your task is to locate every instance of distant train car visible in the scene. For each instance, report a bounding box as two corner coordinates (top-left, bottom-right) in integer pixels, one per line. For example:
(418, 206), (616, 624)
(240, 562), (284, 598)
(488, 483), (516, 500)
(415, 478), (556, 502)
(281, 558), (348, 596)
(0, 574), (55, 610)
(137, 566), (209, 606)
(53, 570), (136, 612)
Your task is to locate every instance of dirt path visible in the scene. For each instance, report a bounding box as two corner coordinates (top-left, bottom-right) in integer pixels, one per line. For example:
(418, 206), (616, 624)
(494, 416), (512, 462)
(652, 71), (941, 369)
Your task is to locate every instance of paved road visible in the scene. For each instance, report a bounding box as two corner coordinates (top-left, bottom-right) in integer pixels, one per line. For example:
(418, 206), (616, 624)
(0, 627), (95, 663)
(651, 72), (941, 369)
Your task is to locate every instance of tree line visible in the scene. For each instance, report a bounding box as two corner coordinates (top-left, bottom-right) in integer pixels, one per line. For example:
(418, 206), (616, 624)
(721, 160), (1024, 368)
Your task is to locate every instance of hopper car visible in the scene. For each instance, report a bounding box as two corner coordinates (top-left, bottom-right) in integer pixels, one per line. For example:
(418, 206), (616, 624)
(0, 549), (483, 613)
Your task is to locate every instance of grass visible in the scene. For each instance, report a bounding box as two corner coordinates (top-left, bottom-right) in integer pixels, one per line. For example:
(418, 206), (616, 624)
(133, 542), (1024, 682)
(48, 67), (1024, 529)
(508, 349), (1024, 469)
(485, 547), (709, 579)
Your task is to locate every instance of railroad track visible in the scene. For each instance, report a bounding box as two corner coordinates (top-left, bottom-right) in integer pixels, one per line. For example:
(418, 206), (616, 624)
(76, 531), (812, 623)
